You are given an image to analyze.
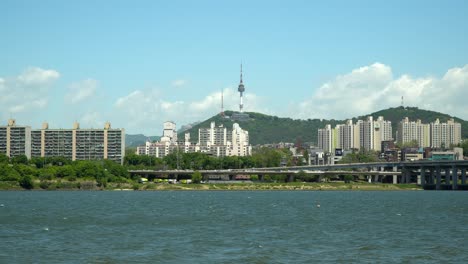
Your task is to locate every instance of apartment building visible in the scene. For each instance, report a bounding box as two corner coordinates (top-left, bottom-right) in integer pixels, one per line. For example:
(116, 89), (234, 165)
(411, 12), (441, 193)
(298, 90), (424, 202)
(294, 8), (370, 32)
(0, 119), (32, 159)
(397, 117), (430, 147)
(430, 118), (462, 148)
(137, 121), (252, 157)
(32, 122), (125, 164)
(317, 124), (333, 153)
(335, 120), (355, 151)
(318, 116), (393, 153)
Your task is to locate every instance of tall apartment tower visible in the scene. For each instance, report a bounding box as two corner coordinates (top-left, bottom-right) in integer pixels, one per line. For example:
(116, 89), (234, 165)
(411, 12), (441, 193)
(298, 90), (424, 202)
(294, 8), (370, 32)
(430, 118), (462, 148)
(397, 117), (430, 147)
(318, 124), (334, 153)
(0, 119), (31, 159)
(373, 116), (392, 152)
(359, 116), (374, 151)
(335, 120), (355, 150)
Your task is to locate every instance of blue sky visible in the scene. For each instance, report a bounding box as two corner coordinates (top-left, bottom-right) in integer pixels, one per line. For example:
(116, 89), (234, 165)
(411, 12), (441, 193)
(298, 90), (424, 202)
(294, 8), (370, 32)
(1, 0), (468, 135)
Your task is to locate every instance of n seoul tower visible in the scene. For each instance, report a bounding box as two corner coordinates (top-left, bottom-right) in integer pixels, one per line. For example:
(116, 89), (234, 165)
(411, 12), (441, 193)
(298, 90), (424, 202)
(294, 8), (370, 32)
(238, 64), (245, 113)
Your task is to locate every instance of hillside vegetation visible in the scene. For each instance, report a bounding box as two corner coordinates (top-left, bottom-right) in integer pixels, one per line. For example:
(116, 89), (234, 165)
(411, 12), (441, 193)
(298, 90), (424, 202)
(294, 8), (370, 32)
(176, 107), (467, 145)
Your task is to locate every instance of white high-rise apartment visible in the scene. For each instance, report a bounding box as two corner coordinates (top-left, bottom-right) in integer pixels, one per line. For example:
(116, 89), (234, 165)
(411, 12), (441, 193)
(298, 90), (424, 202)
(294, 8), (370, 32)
(198, 122), (251, 157)
(397, 117), (430, 147)
(431, 118), (462, 148)
(137, 121), (252, 157)
(335, 120), (355, 150)
(318, 124), (333, 152)
(359, 116), (374, 151)
(320, 116), (392, 152)
(373, 116), (393, 152)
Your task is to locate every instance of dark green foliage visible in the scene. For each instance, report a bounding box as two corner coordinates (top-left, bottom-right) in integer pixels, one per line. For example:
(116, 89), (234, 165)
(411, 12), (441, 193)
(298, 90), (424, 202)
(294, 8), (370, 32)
(0, 154), (9, 164)
(55, 165), (76, 178)
(459, 139), (468, 156)
(340, 150), (379, 164)
(74, 161), (105, 179)
(191, 171), (202, 183)
(11, 155), (28, 165)
(19, 175), (34, 189)
(0, 164), (21, 181)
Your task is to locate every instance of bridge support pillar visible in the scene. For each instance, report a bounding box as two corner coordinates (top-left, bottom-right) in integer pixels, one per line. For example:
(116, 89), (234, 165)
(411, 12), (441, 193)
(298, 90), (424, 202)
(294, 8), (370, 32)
(258, 174), (264, 181)
(445, 168), (451, 186)
(436, 167), (441, 190)
(429, 168), (434, 184)
(401, 168), (408, 183)
(462, 169), (467, 185)
(393, 166), (398, 184)
(419, 167), (425, 186)
(452, 166), (458, 190)
(287, 174), (294, 183)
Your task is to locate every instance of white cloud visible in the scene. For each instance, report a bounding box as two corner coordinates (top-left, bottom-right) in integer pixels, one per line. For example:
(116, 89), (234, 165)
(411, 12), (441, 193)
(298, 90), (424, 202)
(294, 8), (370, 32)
(0, 67), (59, 117)
(111, 87), (267, 134)
(80, 111), (103, 128)
(16, 67), (60, 85)
(296, 63), (468, 120)
(171, 79), (187, 87)
(66, 79), (98, 103)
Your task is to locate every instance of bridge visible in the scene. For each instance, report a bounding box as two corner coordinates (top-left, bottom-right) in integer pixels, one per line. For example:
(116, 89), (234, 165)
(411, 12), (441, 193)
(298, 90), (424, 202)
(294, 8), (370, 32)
(129, 160), (468, 190)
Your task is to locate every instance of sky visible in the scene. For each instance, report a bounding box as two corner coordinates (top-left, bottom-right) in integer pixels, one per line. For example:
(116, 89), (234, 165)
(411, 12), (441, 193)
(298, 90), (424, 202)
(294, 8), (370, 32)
(1, 0), (468, 135)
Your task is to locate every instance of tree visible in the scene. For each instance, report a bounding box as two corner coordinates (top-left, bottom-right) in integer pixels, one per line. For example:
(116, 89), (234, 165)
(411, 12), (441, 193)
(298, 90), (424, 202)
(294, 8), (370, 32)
(0, 153), (9, 164)
(460, 139), (468, 158)
(19, 175), (34, 189)
(11, 155), (28, 165)
(191, 171), (203, 183)
(0, 164), (21, 181)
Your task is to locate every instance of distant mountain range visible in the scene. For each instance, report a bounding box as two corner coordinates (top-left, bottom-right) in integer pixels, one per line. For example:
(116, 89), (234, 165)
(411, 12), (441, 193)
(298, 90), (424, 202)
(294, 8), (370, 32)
(125, 107), (467, 147)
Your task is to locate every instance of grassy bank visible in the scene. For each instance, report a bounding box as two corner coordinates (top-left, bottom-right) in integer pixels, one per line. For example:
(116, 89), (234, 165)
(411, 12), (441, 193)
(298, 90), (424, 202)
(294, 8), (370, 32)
(0, 180), (422, 191)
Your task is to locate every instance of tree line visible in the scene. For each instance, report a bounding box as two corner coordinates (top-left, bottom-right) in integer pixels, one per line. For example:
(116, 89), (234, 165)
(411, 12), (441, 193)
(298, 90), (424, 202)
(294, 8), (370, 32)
(0, 147), (300, 189)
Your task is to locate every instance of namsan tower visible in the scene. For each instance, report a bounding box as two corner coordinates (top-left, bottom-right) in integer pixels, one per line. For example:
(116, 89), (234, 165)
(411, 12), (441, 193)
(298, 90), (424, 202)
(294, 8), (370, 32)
(238, 64), (245, 113)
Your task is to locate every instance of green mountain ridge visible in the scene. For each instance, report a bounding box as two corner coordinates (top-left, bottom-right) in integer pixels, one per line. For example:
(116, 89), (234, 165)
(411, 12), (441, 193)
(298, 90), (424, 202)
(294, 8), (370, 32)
(126, 107), (467, 147)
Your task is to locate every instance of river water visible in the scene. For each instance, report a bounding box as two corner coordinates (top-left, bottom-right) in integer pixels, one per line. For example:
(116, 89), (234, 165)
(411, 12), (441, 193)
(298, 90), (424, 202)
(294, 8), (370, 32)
(1, 190), (467, 263)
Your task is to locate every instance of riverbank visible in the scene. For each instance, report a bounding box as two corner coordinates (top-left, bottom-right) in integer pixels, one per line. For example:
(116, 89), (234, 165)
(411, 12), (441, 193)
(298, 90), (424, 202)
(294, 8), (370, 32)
(0, 180), (422, 191)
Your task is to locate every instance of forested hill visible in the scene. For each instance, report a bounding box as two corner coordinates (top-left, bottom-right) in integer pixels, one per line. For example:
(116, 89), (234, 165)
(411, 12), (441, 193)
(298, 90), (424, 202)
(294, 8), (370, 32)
(177, 107), (468, 145)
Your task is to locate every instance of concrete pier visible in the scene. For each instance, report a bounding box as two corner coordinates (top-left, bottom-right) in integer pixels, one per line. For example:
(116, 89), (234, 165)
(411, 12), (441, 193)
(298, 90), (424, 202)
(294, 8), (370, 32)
(452, 165), (458, 190)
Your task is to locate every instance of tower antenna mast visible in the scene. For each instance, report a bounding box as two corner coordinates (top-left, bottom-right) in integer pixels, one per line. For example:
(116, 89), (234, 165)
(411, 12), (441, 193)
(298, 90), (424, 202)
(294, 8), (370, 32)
(237, 64), (245, 113)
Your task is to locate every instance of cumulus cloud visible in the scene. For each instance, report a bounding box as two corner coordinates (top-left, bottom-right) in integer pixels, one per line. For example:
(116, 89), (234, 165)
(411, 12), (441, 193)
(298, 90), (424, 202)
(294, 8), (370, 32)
(171, 79), (187, 87)
(296, 63), (468, 120)
(66, 79), (98, 103)
(0, 67), (59, 116)
(16, 67), (60, 85)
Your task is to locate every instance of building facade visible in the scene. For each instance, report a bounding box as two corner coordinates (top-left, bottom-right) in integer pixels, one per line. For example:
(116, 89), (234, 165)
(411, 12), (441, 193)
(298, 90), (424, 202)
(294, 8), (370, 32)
(31, 122), (125, 164)
(317, 124), (333, 153)
(0, 119), (32, 159)
(397, 117), (430, 147)
(430, 118), (462, 148)
(137, 121), (252, 158)
(318, 116), (393, 153)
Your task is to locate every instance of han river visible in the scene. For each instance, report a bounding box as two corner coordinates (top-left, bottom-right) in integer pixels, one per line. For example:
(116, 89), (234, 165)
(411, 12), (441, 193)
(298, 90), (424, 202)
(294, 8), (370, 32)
(1, 190), (468, 263)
